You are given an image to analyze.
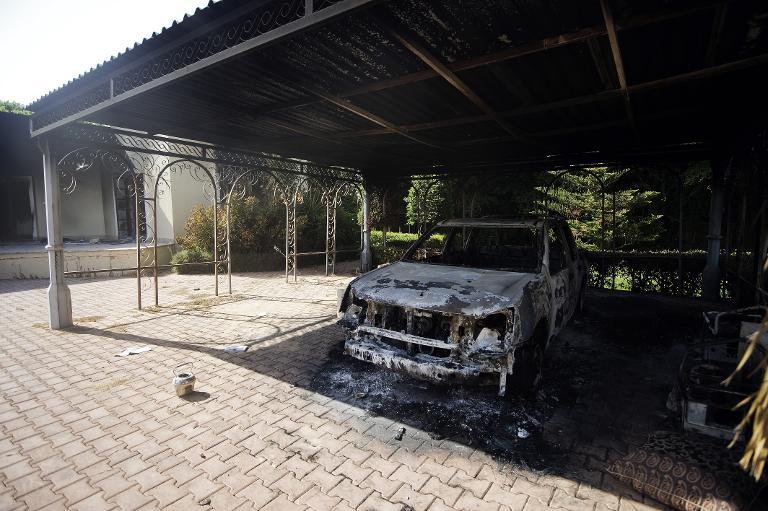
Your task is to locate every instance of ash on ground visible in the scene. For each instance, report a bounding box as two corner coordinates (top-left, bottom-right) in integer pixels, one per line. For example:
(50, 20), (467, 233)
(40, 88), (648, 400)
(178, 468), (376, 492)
(311, 343), (572, 471)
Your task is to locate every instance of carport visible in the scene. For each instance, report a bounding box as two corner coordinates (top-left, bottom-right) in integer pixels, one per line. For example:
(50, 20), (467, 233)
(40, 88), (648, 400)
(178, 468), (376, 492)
(27, 0), (768, 329)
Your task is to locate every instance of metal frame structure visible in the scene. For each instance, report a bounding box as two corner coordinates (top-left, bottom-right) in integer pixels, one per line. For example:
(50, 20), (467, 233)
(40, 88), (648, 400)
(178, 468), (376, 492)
(26, 0), (768, 328)
(50, 123), (367, 311)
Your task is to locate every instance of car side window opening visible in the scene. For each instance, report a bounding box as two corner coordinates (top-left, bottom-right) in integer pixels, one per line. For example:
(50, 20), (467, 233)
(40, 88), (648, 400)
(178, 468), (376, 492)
(406, 225), (541, 272)
(560, 224), (578, 261)
(547, 225), (567, 272)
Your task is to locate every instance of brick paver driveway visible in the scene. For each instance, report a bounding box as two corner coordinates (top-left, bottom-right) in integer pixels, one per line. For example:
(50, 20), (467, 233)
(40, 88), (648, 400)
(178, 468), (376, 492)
(0, 266), (680, 510)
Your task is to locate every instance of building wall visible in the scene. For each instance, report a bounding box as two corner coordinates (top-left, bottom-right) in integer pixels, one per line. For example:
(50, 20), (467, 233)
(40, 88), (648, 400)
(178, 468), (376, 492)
(1, 116), (211, 252)
(61, 165), (109, 240)
(0, 243), (174, 279)
(0, 112), (45, 241)
(170, 164), (213, 239)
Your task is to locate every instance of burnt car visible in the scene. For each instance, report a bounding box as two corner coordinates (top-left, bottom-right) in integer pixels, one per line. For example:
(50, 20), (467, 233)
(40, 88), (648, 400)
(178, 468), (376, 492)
(338, 217), (587, 396)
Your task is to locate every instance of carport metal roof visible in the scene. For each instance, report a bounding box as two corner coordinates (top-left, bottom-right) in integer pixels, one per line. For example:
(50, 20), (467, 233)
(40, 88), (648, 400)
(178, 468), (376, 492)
(28, 0), (768, 177)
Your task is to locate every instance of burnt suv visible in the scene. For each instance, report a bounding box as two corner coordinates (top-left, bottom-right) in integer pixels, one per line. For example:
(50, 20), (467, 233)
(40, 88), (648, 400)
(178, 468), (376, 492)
(338, 217), (587, 396)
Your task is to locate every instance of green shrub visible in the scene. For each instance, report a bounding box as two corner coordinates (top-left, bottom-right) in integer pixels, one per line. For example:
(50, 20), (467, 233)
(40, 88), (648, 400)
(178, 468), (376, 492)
(170, 248), (213, 274)
(177, 195), (362, 272)
(370, 230), (447, 266)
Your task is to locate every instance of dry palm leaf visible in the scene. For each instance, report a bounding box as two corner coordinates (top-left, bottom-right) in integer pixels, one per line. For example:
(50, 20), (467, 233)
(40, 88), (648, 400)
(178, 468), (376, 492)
(726, 257), (768, 480)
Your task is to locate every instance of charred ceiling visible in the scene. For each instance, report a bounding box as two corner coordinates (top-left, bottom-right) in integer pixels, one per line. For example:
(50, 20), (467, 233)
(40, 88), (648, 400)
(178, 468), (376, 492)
(29, 0), (768, 177)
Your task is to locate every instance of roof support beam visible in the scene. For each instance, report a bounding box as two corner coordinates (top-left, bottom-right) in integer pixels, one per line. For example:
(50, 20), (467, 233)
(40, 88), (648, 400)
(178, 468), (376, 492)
(332, 50), (768, 137)
(312, 91), (446, 149)
(31, 0), (382, 137)
(370, 14), (533, 144)
(238, 1), (730, 117)
(600, 0), (639, 140)
(706, 3), (729, 65)
(142, 1), (731, 137)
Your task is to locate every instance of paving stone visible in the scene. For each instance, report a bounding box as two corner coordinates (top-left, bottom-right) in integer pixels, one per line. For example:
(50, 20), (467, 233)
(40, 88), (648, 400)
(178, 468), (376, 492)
(360, 470), (402, 498)
(272, 472), (314, 500)
(262, 494), (306, 511)
(17, 485), (64, 511)
(45, 466), (87, 491)
(68, 492), (114, 511)
(296, 487), (343, 511)
(236, 480), (277, 508)
(550, 489), (596, 511)
(58, 479), (99, 506)
(144, 479), (187, 508)
(328, 477), (372, 508)
(422, 476), (463, 507)
(454, 491), (501, 511)
(0, 272), (668, 511)
(391, 484), (436, 511)
(484, 483), (528, 510)
(207, 488), (247, 511)
(359, 492), (405, 511)
(108, 486), (159, 511)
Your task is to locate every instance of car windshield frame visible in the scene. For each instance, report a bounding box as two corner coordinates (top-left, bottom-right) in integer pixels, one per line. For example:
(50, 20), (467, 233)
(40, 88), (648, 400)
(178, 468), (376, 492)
(402, 222), (544, 273)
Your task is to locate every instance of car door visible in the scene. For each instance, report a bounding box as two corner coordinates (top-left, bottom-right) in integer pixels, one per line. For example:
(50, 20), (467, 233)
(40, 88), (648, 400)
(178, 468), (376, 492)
(545, 222), (570, 338)
(557, 221), (582, 324)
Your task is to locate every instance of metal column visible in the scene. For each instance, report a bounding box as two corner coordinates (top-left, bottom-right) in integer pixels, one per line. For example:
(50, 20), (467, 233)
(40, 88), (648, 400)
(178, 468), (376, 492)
(40, 138), (73, 329)
(361, 181), (372, 272)
(702, 156), (727, 301)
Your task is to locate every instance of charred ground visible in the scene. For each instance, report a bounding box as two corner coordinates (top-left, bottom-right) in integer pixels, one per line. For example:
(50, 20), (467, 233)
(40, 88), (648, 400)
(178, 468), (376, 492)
(311, 290), (714, 477)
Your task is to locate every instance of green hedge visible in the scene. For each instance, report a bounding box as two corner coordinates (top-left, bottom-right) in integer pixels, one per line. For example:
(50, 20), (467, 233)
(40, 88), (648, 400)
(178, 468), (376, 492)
(170, 248), (213, 274)
(371, 230), (418, 266)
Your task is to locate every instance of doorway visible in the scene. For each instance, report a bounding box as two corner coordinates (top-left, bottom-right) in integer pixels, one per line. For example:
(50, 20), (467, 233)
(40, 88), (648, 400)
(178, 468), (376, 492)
(0, 177), (35, 241)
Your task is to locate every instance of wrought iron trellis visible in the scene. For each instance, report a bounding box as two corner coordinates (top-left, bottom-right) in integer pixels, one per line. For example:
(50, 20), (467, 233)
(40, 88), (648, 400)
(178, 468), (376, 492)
(542, 168), (612, 287)
(53, 124), (364, 309)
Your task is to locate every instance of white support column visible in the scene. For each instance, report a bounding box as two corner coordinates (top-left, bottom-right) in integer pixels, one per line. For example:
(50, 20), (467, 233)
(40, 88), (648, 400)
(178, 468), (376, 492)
(40, 138), (72, 329)
(361, 182), (372, 272)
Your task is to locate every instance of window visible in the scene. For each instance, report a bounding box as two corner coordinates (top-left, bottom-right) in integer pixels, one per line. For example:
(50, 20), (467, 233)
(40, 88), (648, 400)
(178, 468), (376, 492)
(547, 225), (567, 272)
(0, 177), (35, 241)
(405, 224), (541, 272)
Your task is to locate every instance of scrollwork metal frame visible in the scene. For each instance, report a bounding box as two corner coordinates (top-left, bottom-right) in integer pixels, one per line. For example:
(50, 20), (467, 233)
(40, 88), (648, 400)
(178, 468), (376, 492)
(53, 124), (364, 307)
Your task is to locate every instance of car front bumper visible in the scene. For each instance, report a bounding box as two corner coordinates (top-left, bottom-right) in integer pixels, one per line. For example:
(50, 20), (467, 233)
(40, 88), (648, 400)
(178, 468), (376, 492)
(344, 335), (502, 384)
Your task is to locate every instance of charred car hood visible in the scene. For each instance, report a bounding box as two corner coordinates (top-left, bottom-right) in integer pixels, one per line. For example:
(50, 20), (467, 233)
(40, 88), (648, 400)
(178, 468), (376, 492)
(350, 261), (538, 317)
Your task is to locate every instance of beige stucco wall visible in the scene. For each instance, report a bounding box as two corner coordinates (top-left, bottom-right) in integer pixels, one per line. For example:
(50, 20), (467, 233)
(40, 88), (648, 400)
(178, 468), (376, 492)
(170, 169), (211, 239)
(61, 166), (109, 240)
(137, 157), (214, 242)
(0, 244), (174, 280)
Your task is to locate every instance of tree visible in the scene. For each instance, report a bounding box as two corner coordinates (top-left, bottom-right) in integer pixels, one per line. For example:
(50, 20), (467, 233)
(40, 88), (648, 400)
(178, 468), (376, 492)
(404, 178), (448, 233)
(539, 167), (663, 251)
(0, 100), (31, 115)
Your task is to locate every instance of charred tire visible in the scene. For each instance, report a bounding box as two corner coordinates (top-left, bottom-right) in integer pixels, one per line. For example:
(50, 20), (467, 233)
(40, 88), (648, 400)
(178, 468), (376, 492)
(508, 323), (547, 397)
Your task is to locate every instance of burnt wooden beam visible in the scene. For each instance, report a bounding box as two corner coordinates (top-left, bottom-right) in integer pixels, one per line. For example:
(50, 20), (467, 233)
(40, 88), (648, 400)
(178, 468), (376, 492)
(600, 0), (639, 140)
(587, 38), (616, 90)
(371, 13), (534, 145)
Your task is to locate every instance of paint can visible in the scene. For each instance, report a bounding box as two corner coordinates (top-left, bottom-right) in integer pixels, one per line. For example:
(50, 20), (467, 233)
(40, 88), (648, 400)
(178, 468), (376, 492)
(172, 363), (196, 397)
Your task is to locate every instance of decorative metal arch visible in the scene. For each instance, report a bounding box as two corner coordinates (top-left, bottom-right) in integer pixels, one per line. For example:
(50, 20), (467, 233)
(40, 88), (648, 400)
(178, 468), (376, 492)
(51, 123), (365, 307)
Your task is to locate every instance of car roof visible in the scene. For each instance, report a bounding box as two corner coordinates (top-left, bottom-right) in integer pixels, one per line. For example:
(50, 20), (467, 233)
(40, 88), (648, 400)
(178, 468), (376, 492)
(438, 217), (562, 228)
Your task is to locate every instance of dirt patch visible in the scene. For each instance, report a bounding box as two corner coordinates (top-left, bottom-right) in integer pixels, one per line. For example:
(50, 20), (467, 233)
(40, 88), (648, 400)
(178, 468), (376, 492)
(75, 315), (105, 323)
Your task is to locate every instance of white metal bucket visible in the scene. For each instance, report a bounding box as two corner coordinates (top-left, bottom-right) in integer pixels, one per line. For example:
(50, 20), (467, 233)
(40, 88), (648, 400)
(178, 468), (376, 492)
(172, 363), (196, 397)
